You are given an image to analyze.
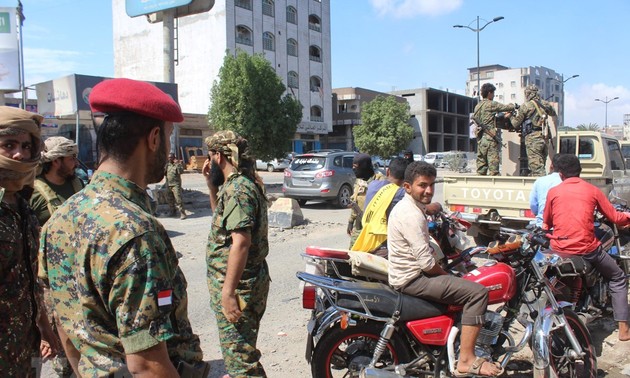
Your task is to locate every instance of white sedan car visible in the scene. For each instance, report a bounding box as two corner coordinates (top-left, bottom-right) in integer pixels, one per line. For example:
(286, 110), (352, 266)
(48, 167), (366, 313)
(256, 155), (292, 172)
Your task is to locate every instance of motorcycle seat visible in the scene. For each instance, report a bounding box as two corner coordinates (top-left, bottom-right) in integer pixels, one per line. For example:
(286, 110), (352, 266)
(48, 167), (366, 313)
(556, 256), (593, 276)
(336, 280), (447, 322)
(305, 246), (350, 260)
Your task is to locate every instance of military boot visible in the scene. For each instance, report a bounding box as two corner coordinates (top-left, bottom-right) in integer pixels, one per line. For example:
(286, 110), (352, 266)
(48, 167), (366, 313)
(180, 209), (187, 220)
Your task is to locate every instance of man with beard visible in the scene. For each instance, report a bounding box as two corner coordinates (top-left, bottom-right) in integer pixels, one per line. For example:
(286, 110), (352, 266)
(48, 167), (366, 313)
(347, 153), (384, 248)
(202, 130), (270, 378)
(0, 106), (57, 376)
(30, 136), (83, 377)
(388, 162), (502, 377)
(39, 78), (206, 376)
(31, 136), (83, 226)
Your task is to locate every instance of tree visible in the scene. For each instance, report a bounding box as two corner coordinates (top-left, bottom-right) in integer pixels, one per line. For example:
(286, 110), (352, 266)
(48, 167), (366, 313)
(576, 123), (600, 131)
(353, 95), (413, 158)
(209, 51), (303, 161)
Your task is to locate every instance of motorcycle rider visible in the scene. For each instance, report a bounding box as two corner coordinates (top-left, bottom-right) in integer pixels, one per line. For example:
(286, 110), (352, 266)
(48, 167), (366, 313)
(543, 153), (630, 341)
(387, 161), (503, 376)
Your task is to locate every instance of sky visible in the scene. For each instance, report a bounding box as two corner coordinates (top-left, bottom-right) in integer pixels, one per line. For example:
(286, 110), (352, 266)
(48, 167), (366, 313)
(5, 0), (630, 128)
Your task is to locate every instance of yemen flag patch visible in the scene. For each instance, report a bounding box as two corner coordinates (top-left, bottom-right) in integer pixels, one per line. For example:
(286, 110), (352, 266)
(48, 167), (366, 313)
(157, 289), (173, 307)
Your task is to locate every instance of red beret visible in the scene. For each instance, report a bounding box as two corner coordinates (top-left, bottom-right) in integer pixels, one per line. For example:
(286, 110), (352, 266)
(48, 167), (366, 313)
(89, 78), (184, 123)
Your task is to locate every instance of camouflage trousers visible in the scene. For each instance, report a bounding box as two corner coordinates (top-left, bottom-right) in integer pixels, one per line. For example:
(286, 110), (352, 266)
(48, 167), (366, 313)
(525, 132), (548, 177)
(476, 137), (500, 176)
(208, 266), (271, 378)
(0, 328), (40, 377)
(166, 184), (185, 213)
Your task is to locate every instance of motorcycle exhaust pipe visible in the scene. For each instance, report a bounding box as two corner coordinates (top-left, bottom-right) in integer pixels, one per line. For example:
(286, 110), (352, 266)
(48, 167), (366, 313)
(360, 368), (404, 378)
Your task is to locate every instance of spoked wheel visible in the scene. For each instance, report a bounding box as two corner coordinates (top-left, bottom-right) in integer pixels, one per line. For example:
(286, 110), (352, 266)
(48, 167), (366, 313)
(541, 309), (597, 378)
(311, 321), (411, 378)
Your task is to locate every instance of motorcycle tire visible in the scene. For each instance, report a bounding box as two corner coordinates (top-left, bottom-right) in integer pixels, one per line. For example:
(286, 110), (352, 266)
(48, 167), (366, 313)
(536, 309), (597, 378)
(311, 320), (412, 378)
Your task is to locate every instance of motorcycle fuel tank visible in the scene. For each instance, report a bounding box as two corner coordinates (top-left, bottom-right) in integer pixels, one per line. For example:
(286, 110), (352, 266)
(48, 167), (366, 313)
(461, 261), (516, 305)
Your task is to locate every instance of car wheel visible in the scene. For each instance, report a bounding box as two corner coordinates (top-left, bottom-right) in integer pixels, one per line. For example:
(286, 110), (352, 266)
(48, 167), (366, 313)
(297, 199), (307, 206)
(267, 164), (275, 172)
(335, 184), (353, 208)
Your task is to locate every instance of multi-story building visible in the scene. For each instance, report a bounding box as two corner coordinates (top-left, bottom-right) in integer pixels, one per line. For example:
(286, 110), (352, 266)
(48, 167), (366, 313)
(465, 65), (568, 127)
(112, 0), (332, 154)
(390, 88), (475, 154)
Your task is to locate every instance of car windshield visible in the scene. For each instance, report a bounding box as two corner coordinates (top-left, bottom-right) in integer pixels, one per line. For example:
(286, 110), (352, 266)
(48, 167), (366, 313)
(290, 156), (326, 171)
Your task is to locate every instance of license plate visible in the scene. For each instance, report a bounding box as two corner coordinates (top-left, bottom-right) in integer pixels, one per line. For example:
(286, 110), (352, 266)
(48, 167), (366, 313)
(293, 177), (312, 187)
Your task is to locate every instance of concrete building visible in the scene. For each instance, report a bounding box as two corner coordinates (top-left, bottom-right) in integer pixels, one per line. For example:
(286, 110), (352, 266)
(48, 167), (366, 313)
(329, 87), (406, 152)
(465, 65), (567, 126)
(390, 88), (476, 154)
(112, 0), (332, 154)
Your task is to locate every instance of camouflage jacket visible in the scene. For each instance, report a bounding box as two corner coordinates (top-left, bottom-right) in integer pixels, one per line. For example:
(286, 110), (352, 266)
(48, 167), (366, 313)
(0, 188), (41, 375)
(348, 172), (385, 224)
(166, 161), (184, 186)
(473, 99), (516, 135)
(207, 172), (269, 288)
(511, 98), (557, 130)
(39, 171), (203, 376)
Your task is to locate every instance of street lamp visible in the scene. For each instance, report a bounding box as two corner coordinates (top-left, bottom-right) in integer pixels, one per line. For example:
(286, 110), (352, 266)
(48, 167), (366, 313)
(595, 96), (620, 132)
(453, 16), (504, 99)
(550, 74), (579, 127)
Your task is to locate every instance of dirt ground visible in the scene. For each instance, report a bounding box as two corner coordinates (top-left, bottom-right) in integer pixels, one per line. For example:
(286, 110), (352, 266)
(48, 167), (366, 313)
(42, 172), (630, 377)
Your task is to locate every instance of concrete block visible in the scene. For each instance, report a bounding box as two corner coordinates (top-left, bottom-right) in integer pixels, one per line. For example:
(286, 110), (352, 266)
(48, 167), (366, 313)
(268, 198), (304, 228)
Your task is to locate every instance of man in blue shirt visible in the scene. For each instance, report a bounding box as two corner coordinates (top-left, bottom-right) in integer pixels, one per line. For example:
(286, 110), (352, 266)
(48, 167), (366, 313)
(529, 154), (562, 226)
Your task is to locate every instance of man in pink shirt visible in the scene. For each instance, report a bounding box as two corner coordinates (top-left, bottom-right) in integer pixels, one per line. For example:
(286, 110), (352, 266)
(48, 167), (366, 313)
(543, 153), (630, 341)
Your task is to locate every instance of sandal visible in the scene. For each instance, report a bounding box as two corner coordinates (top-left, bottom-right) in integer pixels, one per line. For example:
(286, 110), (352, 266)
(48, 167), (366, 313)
(453, 356), (505, 377)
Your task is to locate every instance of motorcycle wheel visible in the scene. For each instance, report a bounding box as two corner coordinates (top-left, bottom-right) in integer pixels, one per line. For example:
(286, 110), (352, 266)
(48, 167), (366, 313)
(539, 309), (597, 378)
(311, 321), (412, 378)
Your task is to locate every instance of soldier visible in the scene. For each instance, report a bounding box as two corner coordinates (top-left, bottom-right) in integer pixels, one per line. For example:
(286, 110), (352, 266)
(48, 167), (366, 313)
(511, 84), (557, 176)
(203, 130), (270, 378)
(403, 149), (414, 164)
(0, 106), (57, 376)
(166, 152), (187, 219)
(30, 136), (83, 377)
(39, 78), (206, 376)
(347, 153), (385, 248)
(473, 83), (515, 176)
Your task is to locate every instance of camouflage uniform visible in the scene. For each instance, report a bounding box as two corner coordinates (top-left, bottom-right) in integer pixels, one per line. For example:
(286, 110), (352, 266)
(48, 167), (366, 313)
(39, 171), (203, 376)
(0, 189), (41, 377)
(207, 172), (270, 378)
(474, 99), (515, 176)
(511, 86), (557, 176)
(348, 172), (384, 248)
(166, 160), (186, 217)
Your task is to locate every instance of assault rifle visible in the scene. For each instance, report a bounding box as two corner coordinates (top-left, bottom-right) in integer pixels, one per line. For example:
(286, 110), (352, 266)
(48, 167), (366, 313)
(472, 116), (506, 148)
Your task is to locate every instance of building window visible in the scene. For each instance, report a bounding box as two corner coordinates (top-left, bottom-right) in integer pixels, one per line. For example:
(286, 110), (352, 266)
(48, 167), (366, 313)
(287, 38), (298, 56)
(310, 76), (322, 92)
(310, 106), (323, 122)
(485, 71), (494, 79)
(288, 71), (299, 88)
(235, 0), (252, 10)
(510, 81), (516, 87)
(263, 32), (275, 51)
(236, 25), (253, 45)
(497, 82), (503, 88)
(511, 93), (516, 100)
(286, 6), (297, 24)
(309, 45), (321, 62)
(262, 0), (274, 17)
(308, 14), (321, 32)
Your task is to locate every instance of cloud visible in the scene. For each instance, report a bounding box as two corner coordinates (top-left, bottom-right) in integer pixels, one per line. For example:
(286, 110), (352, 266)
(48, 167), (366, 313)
(564, 83), (630, 127)
(23, 47), (83, 84)
(370, 0), (463, 18)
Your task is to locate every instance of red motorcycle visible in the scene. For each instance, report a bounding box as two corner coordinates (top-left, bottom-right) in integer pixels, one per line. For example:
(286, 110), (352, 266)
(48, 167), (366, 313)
(297, 229), (596, 377)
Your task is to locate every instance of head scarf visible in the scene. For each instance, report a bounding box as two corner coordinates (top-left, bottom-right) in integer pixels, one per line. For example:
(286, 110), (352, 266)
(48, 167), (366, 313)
(41, 136), (78, 163)
(0, 106), (43, 192)
(205, 130), (247, 168)
(353, 153), (374, 180)
(525, 84), (540, 101)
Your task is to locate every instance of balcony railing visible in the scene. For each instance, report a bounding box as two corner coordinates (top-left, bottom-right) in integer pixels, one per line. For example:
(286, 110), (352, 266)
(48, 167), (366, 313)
(309, 23), (321, 32)
(309, 55), (322, 62)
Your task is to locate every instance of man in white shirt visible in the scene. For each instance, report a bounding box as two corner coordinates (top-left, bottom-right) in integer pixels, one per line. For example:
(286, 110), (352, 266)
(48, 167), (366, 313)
(388, 161), (502, 377)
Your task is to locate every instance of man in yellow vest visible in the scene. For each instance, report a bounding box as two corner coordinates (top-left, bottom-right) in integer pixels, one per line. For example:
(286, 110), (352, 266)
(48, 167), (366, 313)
(30, 136), (84, 377)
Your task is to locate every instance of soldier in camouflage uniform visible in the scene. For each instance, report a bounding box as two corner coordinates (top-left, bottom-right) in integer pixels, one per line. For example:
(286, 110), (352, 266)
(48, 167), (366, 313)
(348, 153), (384, 248)
(203, 130), (270, 378)
(511, 84), (557, 176)
(474, 83), (516, 176)
(166, 152), (187, 219)
(39, 78), (205, 376)
(0, 106), (58, 376)
(30, 136), (83, 377)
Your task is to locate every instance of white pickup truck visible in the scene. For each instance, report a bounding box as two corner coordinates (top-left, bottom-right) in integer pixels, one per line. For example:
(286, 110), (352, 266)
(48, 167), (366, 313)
(443, 131), (630, 244)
